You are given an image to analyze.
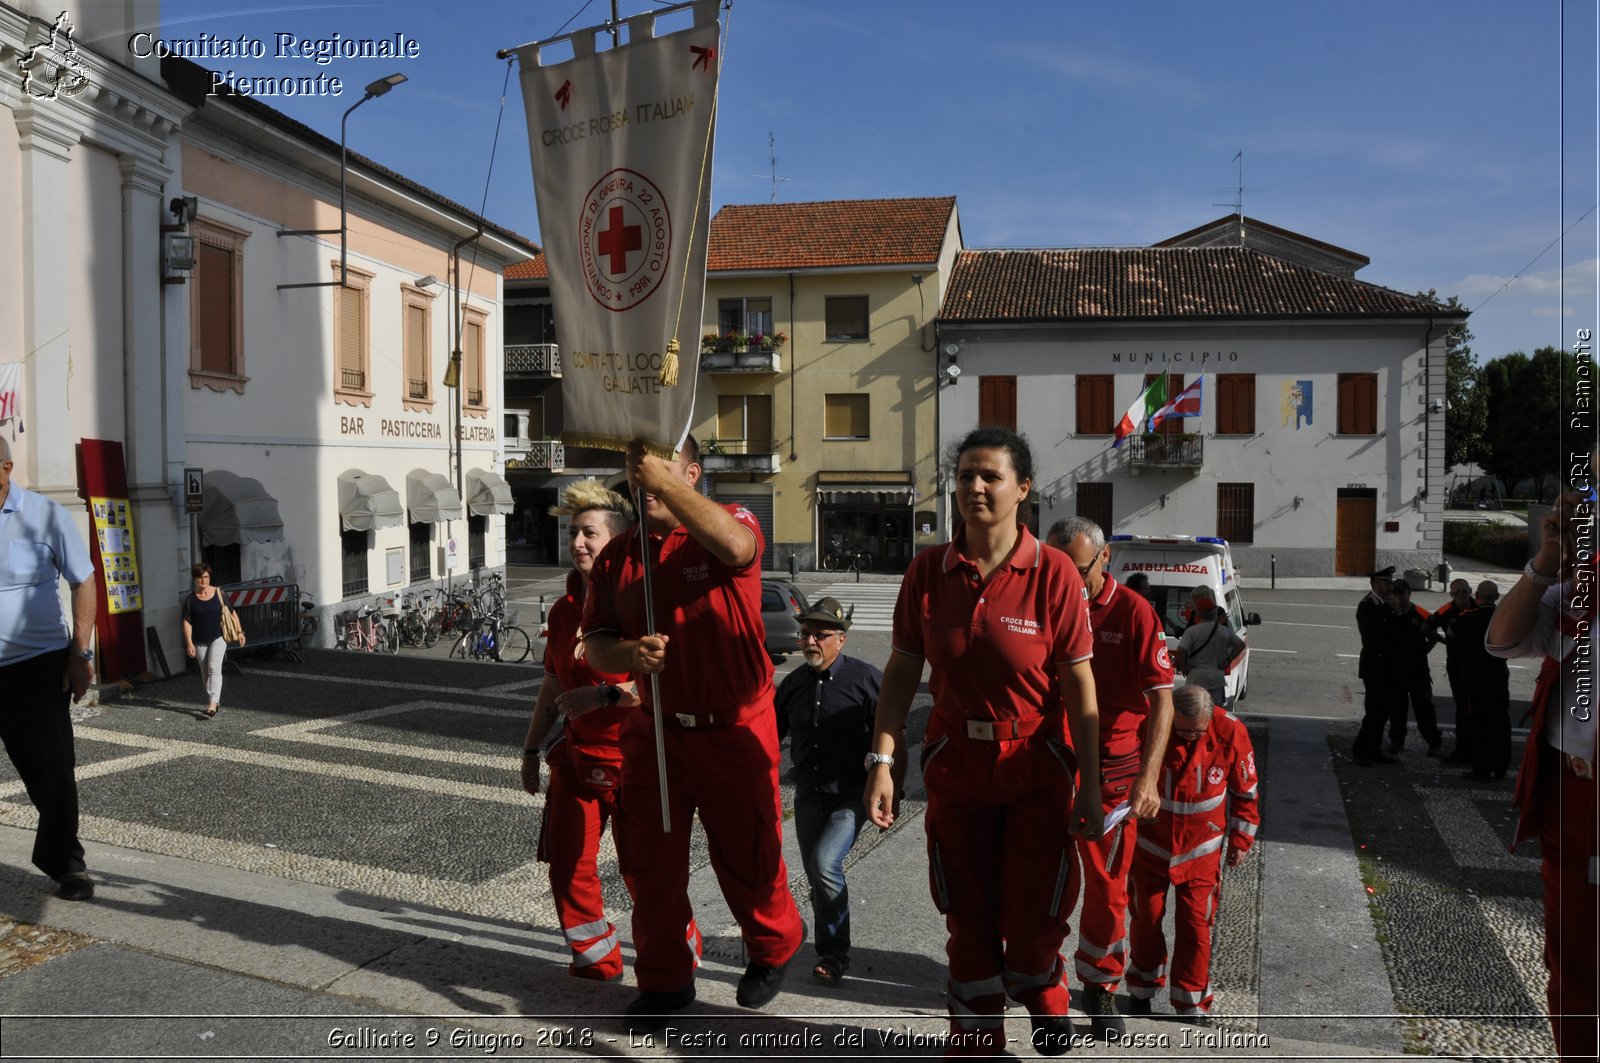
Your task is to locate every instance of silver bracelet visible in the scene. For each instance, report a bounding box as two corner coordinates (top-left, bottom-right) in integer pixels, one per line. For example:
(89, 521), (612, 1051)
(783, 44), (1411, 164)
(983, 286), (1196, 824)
(1522, 561), (1556, 586)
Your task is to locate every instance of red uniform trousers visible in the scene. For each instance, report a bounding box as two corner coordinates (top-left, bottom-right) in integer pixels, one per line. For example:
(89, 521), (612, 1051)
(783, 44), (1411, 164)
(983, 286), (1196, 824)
(1126, 855), (1223, 1015)
(536, 737), (625, 980)
(1074, 751), (1142, 991)
(615, 703), (802, 993)
(1536, 748), (1599, 1061)
(922, 715), (1080, 1053)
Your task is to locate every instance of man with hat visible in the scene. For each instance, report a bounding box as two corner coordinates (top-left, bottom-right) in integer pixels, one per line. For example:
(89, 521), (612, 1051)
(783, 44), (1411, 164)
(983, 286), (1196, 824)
(774, 595), (891, 986)
(1353, 566), (1400, 765)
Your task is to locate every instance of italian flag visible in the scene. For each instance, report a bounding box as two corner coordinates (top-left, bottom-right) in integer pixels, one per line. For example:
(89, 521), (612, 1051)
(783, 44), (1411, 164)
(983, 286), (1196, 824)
(1113, 370), (1168, 447)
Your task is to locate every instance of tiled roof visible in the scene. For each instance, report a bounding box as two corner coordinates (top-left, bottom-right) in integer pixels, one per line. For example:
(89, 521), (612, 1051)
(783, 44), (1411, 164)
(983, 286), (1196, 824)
(940, 247), (1464, 322)
(505, 254), (547, 280)
(707, 197), (957, 272)
(1155, 214), (1370, 268)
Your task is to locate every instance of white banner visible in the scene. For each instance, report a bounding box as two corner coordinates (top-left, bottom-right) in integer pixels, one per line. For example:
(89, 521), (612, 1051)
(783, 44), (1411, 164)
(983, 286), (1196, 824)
(517, 0), (720, 457)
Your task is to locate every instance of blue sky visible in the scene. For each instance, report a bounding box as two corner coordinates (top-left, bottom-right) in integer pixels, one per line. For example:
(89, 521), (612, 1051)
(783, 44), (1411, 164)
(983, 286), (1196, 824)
(149, 0), (1598, 365)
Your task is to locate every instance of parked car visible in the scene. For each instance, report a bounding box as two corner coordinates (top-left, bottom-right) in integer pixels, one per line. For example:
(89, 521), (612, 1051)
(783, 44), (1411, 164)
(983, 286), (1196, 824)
(761, 578), (810, 663)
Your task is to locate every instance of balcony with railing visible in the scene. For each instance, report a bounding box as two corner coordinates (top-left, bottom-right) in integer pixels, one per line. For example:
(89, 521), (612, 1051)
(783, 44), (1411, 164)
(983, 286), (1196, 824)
(504, 438), (566, 472)
(1127, 433), (1204, 470)
(700, 438), (781, 474)
(341, 367), (366, 390)
(407, 377), (428, 400)
(699, 334), (783, 374)
(505, 343), (562, 377)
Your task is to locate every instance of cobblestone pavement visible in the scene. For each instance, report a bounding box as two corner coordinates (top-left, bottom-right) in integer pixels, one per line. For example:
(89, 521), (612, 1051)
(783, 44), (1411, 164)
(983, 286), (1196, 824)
(1327, 725), (1551, 1061)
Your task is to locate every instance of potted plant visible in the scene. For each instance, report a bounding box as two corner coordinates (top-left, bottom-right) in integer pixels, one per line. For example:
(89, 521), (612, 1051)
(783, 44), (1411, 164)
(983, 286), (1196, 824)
(758, 331), (788, 352)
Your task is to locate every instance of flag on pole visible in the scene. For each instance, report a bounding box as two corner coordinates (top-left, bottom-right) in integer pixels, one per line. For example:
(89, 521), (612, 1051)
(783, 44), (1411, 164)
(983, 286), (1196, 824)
(1149, 376), (1202, 432)
(1113, 371), (1168, 447)
(515, 0), (722, 457)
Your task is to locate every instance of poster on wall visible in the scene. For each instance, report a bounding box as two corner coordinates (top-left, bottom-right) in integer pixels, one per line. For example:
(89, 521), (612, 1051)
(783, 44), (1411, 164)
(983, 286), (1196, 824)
(89, 495), (143, 614)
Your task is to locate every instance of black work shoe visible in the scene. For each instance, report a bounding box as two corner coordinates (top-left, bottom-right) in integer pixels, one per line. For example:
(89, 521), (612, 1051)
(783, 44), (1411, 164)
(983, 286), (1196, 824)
(1030, 1015), (1076, 1056)
(1081, 984), (1126, 1039)
(624, 984), (695, 1034)
(55, 872), (94, 902)
(735, 958), (791, 1008)
(1122, 995), (1153, 1015)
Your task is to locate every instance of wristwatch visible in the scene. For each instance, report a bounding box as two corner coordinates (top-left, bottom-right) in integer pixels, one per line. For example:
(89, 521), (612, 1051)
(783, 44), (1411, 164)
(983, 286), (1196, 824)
(74, 648), (94, 663)
(1523, 561), (1556, 587)
(864, 752), (894, 770)
(605, 684), (623, 705)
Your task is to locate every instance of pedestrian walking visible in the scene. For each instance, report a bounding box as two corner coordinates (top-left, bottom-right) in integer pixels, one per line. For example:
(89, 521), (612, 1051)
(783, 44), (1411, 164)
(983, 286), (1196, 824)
(520, 480), (639, 982)
(1488, 468), (1598, 1062)
(182, 562), (244, 718)
(865, 426), (1102, 1058)
(0, 435), (97, 901)
(774, 595), (886, 986)
(581, 437), (804, 1031)
(1045, 516), (1174, 1040)
(1126, 686), (1260, 1024)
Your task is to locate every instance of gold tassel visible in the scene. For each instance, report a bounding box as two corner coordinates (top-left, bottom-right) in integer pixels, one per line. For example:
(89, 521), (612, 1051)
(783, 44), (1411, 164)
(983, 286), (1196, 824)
(657, 337), (680, 388)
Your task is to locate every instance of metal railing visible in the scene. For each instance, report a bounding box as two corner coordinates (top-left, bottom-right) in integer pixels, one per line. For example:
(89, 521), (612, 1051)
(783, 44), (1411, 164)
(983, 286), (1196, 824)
(407, 377), (428, 399)
(505, 439), (565, 470)
(221, 580), (304, 662)
(505, 343), (562, 376)
(340, 367), (366, 390)
(1128, 433), (1204, 468)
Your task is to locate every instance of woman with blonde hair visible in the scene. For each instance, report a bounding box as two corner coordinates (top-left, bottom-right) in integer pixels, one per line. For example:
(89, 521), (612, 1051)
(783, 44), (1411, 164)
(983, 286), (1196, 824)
(520, 480), (639, 981)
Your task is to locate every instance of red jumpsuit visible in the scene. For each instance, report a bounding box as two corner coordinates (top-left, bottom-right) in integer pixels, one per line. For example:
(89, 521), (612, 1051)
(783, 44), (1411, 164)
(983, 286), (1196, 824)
(892, 527), (1094, 1052)
(536, 570), (636, 981)
(1127, 710), (1259, 1017)
(583, 506), (802, 994)
(1073, 577), (1174, 993)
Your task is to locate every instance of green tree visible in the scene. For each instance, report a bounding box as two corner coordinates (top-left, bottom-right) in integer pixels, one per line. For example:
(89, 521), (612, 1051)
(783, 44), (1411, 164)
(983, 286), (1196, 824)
(1481, 346), (1587, 497)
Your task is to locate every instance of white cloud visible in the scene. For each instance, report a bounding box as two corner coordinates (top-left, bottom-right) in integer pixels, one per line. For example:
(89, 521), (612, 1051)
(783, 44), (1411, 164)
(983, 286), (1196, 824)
(1452, 258), (1600, 300)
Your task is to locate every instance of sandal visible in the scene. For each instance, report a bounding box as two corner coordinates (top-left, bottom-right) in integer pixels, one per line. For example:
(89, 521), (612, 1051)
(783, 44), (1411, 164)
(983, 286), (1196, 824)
(204, 704), (219, 718)
(812, 954), (849, 984)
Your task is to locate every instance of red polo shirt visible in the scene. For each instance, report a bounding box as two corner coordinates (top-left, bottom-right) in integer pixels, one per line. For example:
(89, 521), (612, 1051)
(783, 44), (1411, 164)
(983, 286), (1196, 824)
(582, 504), (773, 720)
(1084, 575), (1174, 756)
(544, 569), (634, 752)
(892, 524), (1093, 728)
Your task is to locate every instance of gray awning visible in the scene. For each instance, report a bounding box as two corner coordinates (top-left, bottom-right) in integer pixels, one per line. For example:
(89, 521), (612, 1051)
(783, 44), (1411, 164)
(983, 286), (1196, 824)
(200, 470), (284, 546)
(816, 484), (916, 506)
(337, 469), (404, 532)
(406, 468), (462, 524)
(465, 467), (515, 516)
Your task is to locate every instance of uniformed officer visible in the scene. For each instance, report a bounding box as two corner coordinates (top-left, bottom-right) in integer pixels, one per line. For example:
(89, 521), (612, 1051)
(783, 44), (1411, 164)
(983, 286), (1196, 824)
(1353, 566), (1398, 766)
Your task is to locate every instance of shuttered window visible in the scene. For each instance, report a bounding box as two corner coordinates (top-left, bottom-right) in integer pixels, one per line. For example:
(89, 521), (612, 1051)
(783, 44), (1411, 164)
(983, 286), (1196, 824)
(1076, 375), (1114, 434)
(188, 219), (248, 391)
(979, 376), (1017, 430)
(463, 312), (487, 411)
(403, 298), (430, 405)
(1216, 374), (1256, 435)
(1337, 373), (1378, 434)
(333, 268), (372, 401)
(823, 393), (870, 439)
(1217, 482), (1255, 544)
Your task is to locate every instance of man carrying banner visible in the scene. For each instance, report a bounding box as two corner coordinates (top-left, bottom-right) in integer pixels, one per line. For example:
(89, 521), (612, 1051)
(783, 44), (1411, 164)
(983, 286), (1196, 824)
(582, 437), (804, 1029)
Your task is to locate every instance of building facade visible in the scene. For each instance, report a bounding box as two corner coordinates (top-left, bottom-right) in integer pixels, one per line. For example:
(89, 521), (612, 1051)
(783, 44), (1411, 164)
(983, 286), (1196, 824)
(937, 221), (1465, 578)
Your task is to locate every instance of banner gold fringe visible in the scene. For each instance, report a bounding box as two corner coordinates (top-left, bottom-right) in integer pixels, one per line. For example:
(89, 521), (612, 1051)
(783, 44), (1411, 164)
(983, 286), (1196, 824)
(658, 337), (680, 388)
(561, 431), (679, 459)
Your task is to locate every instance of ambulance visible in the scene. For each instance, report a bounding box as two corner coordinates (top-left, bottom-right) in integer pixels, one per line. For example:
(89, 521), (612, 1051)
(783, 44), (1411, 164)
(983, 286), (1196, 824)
(1106, 534), (1262, 707)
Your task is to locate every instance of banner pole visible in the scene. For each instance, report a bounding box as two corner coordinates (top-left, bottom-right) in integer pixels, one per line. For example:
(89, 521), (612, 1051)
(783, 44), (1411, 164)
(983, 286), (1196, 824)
(636, 484), (673, 834)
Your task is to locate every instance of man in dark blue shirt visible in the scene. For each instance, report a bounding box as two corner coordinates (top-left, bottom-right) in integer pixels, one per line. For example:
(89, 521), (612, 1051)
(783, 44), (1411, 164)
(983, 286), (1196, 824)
(774, 596), (886, 986)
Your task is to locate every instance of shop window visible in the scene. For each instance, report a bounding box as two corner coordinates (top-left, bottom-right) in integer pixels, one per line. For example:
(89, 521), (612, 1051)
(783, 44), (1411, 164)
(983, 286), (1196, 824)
(1076, 375), (1114, 435)
(1076, 482), (1113, 533)
(823, 393), (870, 440)
(1337, 373), (1378, 435)
(979, 376), (1017, 430)
(201, 543), (241, 587)
(1216, 374), (1256, 435)
(469, 514), (486, 570)
(824, 295), (869, 341)
(409, 522), (432, 583)
(1217, 482), (1255, 544)
(341, 528), (369, 598)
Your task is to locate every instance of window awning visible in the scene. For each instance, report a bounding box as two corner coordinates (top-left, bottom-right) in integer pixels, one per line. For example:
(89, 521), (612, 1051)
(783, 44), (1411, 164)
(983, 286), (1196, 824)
(337, 469), (404, 532)
(200, 470), (284, 546)
(405, 469), (462, 524)
(816, 484), (917, 506)
(465, 467), (515, 516)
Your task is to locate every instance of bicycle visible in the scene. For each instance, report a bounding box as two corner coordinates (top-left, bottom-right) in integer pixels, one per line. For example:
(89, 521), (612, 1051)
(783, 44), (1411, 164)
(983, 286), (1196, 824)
(397, 591), (443, 648)
(474, 571), (507, 614)
(335, 598), (399, 654)
(823, 539), (873, 574)
(297, 591), (318, 647)
(448, 610), (532, 663)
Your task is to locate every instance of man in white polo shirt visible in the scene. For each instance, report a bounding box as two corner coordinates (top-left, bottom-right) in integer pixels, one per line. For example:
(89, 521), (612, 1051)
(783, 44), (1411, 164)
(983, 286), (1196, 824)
(0, 435), (97, 901)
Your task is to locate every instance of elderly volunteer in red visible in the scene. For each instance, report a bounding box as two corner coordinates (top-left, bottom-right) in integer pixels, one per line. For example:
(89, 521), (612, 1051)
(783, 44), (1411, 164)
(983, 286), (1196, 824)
(520, 481), (642, 982)
(1045, 516), (1174, 1040)
(865, 426), (1101, 1059)
(582, 436), (804, 1031)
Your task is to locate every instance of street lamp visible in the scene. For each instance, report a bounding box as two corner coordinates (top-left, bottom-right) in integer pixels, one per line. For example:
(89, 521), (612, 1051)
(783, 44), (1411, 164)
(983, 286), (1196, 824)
(277, 73), (408, 290)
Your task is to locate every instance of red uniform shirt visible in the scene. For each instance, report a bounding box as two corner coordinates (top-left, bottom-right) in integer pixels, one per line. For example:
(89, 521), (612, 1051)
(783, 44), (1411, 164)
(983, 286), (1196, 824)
(1135, 710), (1260, 883)
(1085, 576), (1175, 757)
(543, 569), (633, 754)
(582, 504), (773, 719)
(892, 524), (1093, 728)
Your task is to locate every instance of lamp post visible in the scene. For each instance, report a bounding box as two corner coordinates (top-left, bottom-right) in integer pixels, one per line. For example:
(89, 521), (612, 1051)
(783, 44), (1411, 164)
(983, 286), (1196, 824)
(277, 73), (407, 290)
(446, 227), (484, 502)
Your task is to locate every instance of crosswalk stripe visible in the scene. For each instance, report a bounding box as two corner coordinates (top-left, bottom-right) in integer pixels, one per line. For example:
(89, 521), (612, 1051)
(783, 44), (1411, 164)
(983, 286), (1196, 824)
(814, 583), (899, 631)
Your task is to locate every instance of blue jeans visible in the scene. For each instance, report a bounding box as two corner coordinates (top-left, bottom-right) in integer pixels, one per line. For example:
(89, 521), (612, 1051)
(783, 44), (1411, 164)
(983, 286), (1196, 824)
(794, 790), (867, 957)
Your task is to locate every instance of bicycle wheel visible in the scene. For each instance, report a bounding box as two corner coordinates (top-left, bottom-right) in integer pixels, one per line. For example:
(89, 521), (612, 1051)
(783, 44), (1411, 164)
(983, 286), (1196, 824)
(497, 626), (532, 663)
(299, 616), (319, 647)
(379, 621), (400, 654)
(481, 588), (506, 614)
(449, 632), (471, 659)
(422, 616), (443, 649)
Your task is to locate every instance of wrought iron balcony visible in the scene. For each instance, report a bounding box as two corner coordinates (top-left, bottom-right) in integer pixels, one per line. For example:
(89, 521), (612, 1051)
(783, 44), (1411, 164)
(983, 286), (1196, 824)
(340, 367), (366, 390)
(504, 439), (566, 472)
(505, 343), (562, 377)
(698, 346), (781, 373)
(700, 439), (780, 474)
(1128, 433), (1204, 470)
(407, 377), (428, 399)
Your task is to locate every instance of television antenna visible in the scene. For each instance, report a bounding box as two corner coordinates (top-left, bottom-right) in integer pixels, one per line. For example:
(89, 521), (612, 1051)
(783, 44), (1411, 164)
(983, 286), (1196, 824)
(1212, 150), (1269, 242)
(754, 132), (790, 203)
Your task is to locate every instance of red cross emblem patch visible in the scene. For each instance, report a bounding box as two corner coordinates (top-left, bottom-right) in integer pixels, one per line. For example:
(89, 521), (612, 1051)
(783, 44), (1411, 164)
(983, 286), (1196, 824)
(579, 168), (671, 311)
(1207, 766), (1225, 786)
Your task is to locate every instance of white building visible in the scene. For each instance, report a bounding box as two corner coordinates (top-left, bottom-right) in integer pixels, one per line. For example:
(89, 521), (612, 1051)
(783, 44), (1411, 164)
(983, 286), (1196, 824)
(936, 217), (1467, 579)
